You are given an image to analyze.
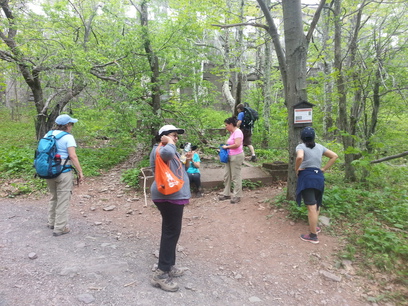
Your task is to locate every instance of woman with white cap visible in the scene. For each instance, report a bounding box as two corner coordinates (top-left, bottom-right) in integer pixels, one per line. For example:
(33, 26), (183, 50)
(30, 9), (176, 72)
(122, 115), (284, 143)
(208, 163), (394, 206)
(295, 126), (338, 244)
(46, 114), (84, 236)
(149, 124), (191, 292)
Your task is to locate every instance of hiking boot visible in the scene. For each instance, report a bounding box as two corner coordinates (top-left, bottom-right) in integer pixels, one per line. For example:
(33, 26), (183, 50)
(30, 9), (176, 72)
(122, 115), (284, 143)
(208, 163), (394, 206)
(230, 197), (241, 204)
(300, 234), (319, 244)
(151, 269), (179, 292)
(47, 224), (54, 230)
(169, 266), (188, 278)
(196, 191), (203, 198)
(250, 155), (257, 162)
(53, 227), (70, 237)
(316, 226), (321, 234)
(218, 195), (231, 201)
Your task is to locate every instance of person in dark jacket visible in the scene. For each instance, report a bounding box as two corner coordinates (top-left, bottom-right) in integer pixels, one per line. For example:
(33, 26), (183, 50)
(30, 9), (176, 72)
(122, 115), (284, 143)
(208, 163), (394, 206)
(295, 127), (338, 244)
(149, 124), (191, 292)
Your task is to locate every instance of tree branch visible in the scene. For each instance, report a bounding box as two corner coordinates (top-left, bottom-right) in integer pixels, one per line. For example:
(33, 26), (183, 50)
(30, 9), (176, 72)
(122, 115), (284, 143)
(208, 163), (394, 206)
(371, 151), (408, 164)
(212, 22), (269, 31)
(0, 50), (16, 62)
(306, 0), (327, 43)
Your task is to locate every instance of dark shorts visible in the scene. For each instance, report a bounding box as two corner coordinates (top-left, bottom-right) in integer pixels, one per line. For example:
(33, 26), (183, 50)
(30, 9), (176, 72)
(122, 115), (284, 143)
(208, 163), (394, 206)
(301, 188), (321, 205)
(242, 128), (252, 146)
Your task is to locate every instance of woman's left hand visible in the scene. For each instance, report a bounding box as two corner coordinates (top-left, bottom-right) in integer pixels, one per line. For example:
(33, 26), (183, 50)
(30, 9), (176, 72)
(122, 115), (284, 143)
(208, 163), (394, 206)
(222, 145), (228, 149)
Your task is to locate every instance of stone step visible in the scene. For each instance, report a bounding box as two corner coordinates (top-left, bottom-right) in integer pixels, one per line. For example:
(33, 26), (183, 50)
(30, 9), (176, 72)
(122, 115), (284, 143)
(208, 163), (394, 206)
(139, 161), (287, 192)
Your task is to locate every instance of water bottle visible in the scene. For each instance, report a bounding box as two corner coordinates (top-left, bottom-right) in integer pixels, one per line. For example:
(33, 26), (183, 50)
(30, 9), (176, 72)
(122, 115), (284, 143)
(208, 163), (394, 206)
(184, 143), (191, 152)
(55, 154), (61, 163)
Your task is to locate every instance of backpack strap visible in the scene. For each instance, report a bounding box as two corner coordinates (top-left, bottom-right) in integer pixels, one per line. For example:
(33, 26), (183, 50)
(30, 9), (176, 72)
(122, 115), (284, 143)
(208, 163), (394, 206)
(45, 130), (69, 139)
(55, 131), (70, 139)
(53, 131), (73, 169)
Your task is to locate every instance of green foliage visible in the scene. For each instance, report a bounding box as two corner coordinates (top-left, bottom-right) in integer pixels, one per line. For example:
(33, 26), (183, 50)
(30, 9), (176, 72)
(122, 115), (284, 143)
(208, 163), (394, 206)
(0, 107), (136, 193)
(78, 147), (130, 177)
(121, 158), (151, 189)
(0, 110), (37, 178)
(287, 202), (309, 221)
(0, 146), (35, 176)
(242, 180), (262, 190)
(254, 148), (288, 163)
(121, 168), (142, 189)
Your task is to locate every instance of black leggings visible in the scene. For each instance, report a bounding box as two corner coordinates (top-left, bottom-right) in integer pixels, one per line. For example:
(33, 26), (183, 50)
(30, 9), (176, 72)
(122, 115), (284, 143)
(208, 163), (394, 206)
(187, 172), (201, 191)
(155, 202), (184, 272)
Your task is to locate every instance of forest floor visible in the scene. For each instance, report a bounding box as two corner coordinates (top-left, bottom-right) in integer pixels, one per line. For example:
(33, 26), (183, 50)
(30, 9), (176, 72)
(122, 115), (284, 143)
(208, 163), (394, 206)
(0, 156), (398, 306)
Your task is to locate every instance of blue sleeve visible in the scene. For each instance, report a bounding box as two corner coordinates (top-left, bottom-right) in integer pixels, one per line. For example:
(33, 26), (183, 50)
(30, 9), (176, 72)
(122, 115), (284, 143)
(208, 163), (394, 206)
(237, 112), (244, 121)
(193, 153), (200, 162)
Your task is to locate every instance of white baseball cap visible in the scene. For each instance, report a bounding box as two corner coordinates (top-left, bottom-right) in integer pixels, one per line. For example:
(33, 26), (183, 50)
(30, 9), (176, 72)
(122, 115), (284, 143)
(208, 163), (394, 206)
(158, 124), (185, 136)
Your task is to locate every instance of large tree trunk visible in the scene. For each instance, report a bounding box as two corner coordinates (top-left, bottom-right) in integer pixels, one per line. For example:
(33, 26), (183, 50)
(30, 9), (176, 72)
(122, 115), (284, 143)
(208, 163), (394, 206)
(257, 0), (325, 199)
(282, 0), (309, 200)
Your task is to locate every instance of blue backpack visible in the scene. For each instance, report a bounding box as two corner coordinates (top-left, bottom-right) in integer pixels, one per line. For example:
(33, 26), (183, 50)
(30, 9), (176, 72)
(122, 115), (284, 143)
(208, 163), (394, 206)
(219, 145), (229, 163)
(34, 131), (72, 179)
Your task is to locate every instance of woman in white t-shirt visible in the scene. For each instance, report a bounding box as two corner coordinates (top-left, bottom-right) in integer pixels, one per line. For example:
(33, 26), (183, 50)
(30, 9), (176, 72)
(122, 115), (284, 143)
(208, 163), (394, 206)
(46, 114), (84, 236)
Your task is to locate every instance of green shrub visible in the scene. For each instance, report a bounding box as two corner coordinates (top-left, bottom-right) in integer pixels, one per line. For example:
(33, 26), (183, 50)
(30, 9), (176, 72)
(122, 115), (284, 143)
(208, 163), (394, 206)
(242, 179), (262, 190)
(121, 158), (150, 189)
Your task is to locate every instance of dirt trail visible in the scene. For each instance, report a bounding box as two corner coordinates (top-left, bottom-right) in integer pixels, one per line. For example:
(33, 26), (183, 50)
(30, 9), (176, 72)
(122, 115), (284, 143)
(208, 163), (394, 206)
(0, 164), (371, 305)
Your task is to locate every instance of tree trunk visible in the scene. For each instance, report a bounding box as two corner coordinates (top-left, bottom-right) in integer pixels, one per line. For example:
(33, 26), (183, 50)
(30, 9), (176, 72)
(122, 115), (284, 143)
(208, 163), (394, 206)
(222, 80), (236, 110)
(258, 0), (325, 199)
(262, 36), (273, 149)
(140, 0), (161, 138)
(321, 7), (334, 140)
(334, 0), (356, 181)
(282, 0), (309, 200)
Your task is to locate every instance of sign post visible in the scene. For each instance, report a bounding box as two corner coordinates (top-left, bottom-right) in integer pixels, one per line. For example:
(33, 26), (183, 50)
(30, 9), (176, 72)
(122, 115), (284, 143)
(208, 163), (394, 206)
(293, 101), (315, 127)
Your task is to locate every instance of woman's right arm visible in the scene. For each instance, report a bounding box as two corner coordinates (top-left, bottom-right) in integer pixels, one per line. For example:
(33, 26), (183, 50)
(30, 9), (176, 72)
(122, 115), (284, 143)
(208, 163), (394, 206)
(159, 140), (177, 162)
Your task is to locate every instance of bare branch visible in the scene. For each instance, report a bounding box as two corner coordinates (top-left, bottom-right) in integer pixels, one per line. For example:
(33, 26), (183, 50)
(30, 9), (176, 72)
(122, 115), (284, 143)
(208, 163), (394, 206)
(306, 0), (327, 43)
(371, 151), (408, 164)
(92, 57), (127, 69)
(89, 70), (120, 83)
(0, 50), (16, 62)
(40, 91), (61, 115)
(212, 23), (269, 31)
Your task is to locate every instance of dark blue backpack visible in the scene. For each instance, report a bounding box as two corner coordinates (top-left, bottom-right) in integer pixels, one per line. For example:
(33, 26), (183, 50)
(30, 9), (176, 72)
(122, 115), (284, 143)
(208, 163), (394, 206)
(34, 131), (72, 179)
(242, 103), (259, 129)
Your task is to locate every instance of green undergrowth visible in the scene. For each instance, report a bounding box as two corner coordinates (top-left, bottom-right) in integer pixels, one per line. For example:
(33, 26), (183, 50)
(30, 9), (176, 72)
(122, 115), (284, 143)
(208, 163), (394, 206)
(121, 157), (151, 189)
(0, 108), (136, 196)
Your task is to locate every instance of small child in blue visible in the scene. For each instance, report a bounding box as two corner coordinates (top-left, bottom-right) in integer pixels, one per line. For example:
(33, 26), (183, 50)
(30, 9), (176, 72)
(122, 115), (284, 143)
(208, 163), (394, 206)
(185, 145), (202, 198)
